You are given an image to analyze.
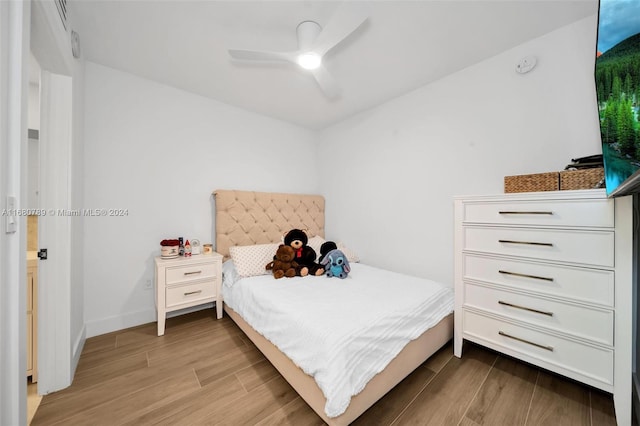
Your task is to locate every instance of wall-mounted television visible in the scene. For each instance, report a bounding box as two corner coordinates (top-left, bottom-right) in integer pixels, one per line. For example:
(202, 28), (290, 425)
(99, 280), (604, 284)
(595, 0), (640, 197)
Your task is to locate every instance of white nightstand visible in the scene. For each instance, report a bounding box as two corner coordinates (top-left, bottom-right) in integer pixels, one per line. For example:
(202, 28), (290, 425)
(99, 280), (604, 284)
(154, 252), (223, 336)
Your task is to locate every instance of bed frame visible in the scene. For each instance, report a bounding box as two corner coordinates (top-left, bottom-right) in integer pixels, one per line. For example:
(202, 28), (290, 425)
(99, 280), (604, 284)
(213, 189), (454, 425)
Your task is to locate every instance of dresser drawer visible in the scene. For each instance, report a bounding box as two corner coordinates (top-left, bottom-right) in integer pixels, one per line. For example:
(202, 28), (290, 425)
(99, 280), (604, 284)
(463, 254), (614, 306)
(464, 226), (614, 267)
(166, 281), (215, 308)
(462, 198), (613, 228)
(166, 262), (218, 285)
(463, 310), (613, 386)
(464, 283), (613, 345)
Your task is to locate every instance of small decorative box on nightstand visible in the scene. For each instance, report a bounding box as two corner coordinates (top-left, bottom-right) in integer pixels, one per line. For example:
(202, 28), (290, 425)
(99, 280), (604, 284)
(155, 252), (223, 336)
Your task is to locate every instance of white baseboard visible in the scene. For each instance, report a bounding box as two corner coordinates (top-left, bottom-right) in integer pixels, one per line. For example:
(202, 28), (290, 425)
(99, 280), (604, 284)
(71, 325), (86, 377)
(84, 303), (216, 338)
(85, 308), (156, 338)
(633, 373), (640, 425)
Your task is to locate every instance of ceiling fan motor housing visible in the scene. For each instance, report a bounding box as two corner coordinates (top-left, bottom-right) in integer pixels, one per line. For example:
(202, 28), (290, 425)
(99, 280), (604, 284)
(296, 21), (321, 51)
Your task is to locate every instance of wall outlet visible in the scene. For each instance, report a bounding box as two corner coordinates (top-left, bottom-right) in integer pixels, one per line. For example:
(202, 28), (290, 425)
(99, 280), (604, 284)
(144, 279), (153, 290)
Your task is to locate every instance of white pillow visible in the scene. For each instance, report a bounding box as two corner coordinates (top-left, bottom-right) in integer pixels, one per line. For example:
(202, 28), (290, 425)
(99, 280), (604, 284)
(306, 235), (360, 263)
(229, 243), (279, 277)
(337, 242), (360, 263)
(222, 259), (240, 288)
(307, 235), (325, 258)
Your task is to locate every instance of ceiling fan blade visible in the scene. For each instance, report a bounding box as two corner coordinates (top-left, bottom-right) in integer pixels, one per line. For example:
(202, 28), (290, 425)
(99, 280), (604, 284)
(228, 49), (296, 63)
(311, 65), (341, 99)
(311, 4), (368, 57)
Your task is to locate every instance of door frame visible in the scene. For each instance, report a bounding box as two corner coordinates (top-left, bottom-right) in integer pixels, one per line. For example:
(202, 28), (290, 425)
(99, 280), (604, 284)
(0, 1), (30, 425)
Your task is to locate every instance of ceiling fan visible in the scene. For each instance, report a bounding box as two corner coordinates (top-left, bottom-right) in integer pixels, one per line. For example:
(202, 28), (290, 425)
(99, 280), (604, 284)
(228, 6), (368, 99)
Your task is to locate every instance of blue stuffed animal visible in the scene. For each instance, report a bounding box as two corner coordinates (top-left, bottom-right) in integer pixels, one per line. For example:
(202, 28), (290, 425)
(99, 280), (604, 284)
(320, 249), (350, 279)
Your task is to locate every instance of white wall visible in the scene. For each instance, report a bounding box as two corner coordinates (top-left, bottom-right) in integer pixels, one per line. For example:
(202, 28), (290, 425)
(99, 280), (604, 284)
(27, 137), (38, 209)
(69, 56), (85, 371)
(318, 15), (600, 285)
(83, 62), (319, 336)
(28, 81), (40, 211)
(28, 82), (39, 130)
(28, 83), (39, 209)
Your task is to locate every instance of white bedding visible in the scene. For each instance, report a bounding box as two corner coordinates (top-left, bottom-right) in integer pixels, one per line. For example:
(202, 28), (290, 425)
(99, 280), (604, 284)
(222, 262), (454, 418)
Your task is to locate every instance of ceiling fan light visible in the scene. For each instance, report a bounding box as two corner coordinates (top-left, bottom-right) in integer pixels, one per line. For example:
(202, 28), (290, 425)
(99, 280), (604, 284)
(297, 52), (321, 70)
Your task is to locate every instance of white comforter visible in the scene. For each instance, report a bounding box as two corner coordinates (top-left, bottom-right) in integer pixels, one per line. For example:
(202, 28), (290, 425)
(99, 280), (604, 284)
(222, 262), (454, 418)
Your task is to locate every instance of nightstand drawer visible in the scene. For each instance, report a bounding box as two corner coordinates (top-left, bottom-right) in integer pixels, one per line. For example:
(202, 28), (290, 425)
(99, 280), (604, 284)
(462, 198), (613, 228)
(166, 262), (217, 285)
(166, 281), (215, 308)
(464, 283), (613, 345)
(463, 254), (614, 306)
(463, 310), (613, 386)
(464, 226), (614, 267)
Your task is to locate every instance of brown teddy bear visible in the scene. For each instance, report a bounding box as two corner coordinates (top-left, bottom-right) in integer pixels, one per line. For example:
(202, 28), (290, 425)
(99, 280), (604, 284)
(283, 229), (324, 276)
(265, 244), (300, 279)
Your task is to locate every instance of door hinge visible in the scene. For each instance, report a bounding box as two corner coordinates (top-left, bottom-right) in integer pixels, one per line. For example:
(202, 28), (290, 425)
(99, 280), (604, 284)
(37, 249), (48, 260)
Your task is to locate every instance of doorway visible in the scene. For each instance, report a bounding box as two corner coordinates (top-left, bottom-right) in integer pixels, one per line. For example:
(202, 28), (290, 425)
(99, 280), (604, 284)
(29, 0), (77, 409)
(26, 52), (42, 425)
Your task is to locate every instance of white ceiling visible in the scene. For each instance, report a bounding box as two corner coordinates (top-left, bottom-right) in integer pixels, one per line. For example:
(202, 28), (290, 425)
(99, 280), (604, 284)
(72, 0), (597, 130)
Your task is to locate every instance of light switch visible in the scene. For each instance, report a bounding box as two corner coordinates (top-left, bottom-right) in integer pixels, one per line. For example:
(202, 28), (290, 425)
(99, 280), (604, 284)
(6, 196), (17, 233)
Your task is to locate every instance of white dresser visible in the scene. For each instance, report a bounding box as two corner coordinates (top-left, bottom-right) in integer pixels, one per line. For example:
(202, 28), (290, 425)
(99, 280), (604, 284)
(454, 189), (633, 426)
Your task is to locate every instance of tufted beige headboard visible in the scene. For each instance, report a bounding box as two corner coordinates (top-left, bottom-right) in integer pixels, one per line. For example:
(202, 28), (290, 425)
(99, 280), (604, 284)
(213, 190), (325, 259)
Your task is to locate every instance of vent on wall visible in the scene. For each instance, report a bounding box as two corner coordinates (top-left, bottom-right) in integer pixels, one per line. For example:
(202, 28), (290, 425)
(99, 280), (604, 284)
(55, 0), (67, 30)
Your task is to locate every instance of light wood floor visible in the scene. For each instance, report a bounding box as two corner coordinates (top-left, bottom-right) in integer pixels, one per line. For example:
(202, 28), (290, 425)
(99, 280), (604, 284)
(31, 309), (617, 425)
(27, 378), (42, 425)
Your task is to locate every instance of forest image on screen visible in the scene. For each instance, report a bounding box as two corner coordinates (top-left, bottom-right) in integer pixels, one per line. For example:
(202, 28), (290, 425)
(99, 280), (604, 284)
(595, 0), (640, 195)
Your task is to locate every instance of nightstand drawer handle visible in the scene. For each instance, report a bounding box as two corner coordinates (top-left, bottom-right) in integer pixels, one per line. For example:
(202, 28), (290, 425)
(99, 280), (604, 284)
(184, 290), (202, 296)
(498, 331), (554, 351)
(184, 270), (202, 276)
(498, 300), (553, 316)
(498, 239), (553, 247)
(498, 211), (553, 215)
(498, 270), (554, 282)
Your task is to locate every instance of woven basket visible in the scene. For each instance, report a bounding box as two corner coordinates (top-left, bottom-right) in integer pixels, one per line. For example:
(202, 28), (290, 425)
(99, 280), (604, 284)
(559, 168), (605, 190)
(504, 172), (559, 193)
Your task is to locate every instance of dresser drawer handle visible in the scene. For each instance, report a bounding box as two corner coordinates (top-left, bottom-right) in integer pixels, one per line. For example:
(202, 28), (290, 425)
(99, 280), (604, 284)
(498, 331), (554, 351)
(498, 239), (553, 247)
(184, 290), (202, 296)
(498, 300), (553, 316)
(498, 270), (554, 282)
(184, 270), (202, 276)
(498, 211), (553, 215)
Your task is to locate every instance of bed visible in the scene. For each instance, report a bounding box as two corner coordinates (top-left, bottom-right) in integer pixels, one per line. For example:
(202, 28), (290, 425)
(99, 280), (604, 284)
(213, 189), (454, 425)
